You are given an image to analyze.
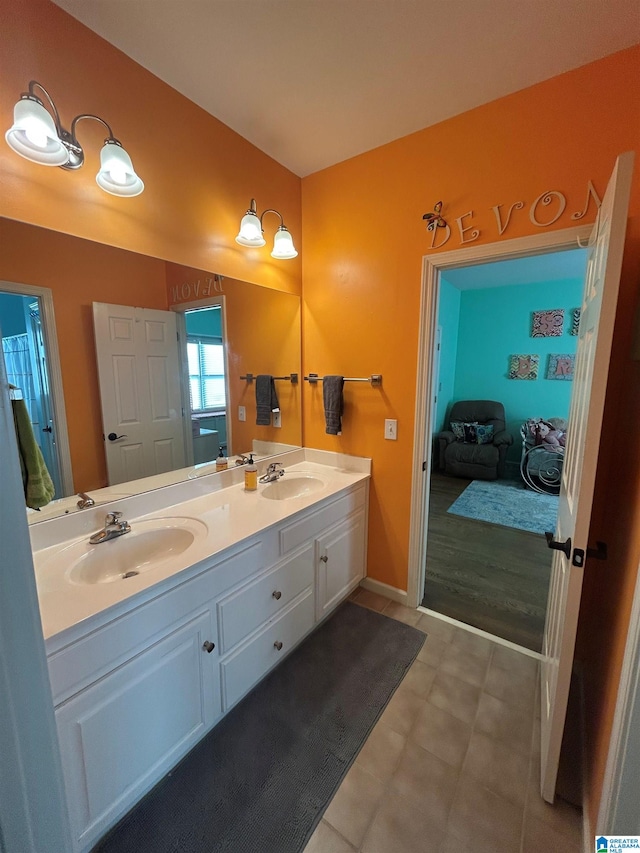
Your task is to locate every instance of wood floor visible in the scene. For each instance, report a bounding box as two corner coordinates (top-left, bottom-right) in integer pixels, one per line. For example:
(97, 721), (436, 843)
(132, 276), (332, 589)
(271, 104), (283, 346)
(421, 473), (552, 652)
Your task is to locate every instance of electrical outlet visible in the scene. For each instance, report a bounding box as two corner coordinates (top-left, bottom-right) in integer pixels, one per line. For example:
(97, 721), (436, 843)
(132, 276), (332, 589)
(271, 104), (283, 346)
(384, 418), (398, 440)
(272, 411), (282, 428)
(238, 406), (246, 422)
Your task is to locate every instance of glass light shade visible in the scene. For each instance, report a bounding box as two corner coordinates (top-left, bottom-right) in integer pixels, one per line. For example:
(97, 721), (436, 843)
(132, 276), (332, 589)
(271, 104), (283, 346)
(271, 226), (298, 259)
(235, 211), (266, 247)
(5, 97), (68, 166)
(96, 140), (144, 197)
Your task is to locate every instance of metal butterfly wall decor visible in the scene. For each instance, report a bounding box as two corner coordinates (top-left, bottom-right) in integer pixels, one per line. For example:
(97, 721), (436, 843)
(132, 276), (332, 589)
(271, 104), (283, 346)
(422, 200), (447, 232)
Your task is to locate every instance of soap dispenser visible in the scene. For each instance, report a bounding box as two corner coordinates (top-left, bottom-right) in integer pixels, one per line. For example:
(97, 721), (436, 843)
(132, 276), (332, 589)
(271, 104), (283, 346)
(244, 454), (258, 491)
(215, 448), (228, 472)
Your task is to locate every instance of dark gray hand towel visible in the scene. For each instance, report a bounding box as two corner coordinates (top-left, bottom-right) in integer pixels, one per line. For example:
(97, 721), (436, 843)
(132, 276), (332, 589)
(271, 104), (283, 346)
(323, 375), (344, 435)
(256, 374), (279, 426)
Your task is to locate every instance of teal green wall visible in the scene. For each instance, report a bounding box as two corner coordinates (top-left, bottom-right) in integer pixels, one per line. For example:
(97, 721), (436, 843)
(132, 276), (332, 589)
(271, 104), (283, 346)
(452, 278), (584, 465)
(435, 279), (461, 432)
(185, 305), (222, 338)
(0, 293), (28, 338)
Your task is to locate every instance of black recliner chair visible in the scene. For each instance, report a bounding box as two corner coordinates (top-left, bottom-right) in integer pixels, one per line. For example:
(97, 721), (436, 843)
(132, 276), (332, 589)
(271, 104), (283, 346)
(436, 400), (513, 480)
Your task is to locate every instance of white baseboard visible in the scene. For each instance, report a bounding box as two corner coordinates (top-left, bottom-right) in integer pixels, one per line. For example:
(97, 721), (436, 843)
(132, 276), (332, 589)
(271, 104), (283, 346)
(360, 577), (408, 605)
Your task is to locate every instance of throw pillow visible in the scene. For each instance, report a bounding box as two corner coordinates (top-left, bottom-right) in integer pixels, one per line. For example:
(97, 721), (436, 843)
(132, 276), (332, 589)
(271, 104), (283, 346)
(474, 423), (495, 445)
(450, 421), (466, 441)
(462, 422), (479, 443)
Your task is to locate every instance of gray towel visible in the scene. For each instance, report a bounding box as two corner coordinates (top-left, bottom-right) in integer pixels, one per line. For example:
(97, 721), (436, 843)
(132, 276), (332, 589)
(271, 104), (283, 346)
(256, 375), (279, 426)
(323, 375), (344, 435)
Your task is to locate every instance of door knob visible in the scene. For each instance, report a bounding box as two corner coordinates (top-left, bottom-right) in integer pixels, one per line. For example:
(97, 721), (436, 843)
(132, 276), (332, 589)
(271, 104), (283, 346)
(42, 425), (53, 433)
(107, 432), (127, 441)
(544, 532), (572, 559)
(320, 555), (328, 563)
(274, 641), (283, 651)
(272, 590), (282, 600)
(202, 640), (215, 653)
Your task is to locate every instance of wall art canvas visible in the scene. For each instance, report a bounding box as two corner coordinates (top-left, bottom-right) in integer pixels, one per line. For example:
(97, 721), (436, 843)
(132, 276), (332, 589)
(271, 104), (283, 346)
(532, 308), (564, 337)
(570, 308), (581, 336)
(547, 353), (575, 380)
(509, 354), (539, 380)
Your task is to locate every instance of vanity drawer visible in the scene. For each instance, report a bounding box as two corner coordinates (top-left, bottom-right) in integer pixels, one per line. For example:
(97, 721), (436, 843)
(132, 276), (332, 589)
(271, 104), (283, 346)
(220, 589), (314, 711)
(278, 485), (366, 555)
(217, 544), (314, 654)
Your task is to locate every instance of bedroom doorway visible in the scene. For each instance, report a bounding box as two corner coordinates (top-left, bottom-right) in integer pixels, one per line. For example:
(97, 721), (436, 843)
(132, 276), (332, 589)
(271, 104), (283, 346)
(421, 250), (588, 651)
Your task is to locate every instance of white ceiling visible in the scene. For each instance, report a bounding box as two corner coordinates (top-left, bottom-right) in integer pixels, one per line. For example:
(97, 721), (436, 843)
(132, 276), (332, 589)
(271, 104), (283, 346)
(52, 0), (640, 177)
(441, 248), (588, 291)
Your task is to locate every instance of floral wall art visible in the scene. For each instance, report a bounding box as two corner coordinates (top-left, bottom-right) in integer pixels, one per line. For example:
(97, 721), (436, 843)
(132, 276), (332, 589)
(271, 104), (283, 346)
(547, 353), (575, 380)
(508, 353), (539, 380)
(532, 308), (564, 337)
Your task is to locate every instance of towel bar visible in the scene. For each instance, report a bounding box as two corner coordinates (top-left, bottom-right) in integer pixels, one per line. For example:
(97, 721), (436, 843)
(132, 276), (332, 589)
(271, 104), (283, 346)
(304, 374), (382, 387)
(240, 373), (299, 384)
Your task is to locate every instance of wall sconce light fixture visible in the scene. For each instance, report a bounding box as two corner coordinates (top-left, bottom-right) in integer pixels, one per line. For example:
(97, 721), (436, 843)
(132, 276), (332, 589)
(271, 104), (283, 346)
(235, 198), (298, 259)
(5, 80), (144, 197)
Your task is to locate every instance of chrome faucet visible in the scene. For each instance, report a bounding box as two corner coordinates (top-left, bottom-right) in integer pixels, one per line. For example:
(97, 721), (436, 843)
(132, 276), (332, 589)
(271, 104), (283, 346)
(77, 492), (95, 509)
(89, 511), (131, 544)
(259, 462), (285, 484)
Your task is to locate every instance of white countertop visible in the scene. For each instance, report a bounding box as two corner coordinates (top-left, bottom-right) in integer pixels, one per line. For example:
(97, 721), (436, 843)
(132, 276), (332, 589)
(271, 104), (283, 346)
(32, 450), (370, 645)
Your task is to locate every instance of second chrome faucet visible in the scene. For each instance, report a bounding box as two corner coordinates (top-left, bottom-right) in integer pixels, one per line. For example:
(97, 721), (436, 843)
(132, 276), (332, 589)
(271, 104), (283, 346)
(259, 463), (285, 484)
(89, 511), (131, 544)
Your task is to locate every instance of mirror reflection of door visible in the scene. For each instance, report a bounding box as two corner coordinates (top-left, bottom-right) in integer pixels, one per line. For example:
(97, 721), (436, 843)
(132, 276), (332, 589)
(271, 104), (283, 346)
(183, 304), (229, 464)
(0, 290), (63, 497)
(93, 302), (187, 486)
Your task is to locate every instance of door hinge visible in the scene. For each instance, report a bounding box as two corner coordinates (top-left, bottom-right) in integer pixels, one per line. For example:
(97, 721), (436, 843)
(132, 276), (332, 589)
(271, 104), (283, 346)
(572, 541), (607, 567)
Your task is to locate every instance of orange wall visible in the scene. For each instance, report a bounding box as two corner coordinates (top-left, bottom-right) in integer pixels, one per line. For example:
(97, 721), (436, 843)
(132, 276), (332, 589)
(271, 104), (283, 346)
(167, 266), (302, 453)
(0, 217), (168, 489)
(3, 0), (640, 828)
(301, 45), (640, 826)
(0, 0), (301, 297)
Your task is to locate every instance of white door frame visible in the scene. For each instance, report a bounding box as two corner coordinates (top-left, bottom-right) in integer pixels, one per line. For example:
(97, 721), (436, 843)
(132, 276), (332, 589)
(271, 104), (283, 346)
(0, 352), (73, 851)
(0, 280), (74, 496)
(597, 559), (640, 834)
(406, 225), (592, 608)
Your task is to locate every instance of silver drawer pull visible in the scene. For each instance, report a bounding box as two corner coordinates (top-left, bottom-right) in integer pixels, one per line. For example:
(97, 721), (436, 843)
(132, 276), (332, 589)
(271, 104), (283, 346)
(274, 641), (283, 651)
(320, 555), (328, 563)
(272, 590), (282, 600)
(202, 640), (215, 653)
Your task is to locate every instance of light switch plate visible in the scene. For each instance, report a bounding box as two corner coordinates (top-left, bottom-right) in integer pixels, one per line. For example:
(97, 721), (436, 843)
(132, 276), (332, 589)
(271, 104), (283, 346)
(238, 406), (246, 422)
(384, 419), (397, 440)
(272, 411), (282, 428)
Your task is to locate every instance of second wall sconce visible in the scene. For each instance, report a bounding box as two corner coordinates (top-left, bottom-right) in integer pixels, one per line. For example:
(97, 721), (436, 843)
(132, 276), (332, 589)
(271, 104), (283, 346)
(5, 80), (144, 197)
(235, 198), (298, 259)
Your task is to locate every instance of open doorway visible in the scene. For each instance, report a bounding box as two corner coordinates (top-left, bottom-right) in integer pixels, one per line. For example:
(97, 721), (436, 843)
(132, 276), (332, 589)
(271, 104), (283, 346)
(421, 247), (588, 651)
(182, 303), (230, 462)
(0, 284), (73, 501)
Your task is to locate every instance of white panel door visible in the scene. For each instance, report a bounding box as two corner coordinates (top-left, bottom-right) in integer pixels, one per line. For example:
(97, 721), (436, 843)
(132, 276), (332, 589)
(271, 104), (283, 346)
(540, 152), (634, 802)
(93, 303), (186, 485)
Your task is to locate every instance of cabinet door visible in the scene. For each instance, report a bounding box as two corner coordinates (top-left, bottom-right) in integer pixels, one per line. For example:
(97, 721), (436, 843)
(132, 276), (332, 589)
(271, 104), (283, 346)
(56, 610), (219, 852)
(316, 509), (366, 620)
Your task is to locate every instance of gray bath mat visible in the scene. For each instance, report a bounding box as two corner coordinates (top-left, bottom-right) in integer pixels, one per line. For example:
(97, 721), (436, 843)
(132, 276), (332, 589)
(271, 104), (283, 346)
(93, 600), (425, 853)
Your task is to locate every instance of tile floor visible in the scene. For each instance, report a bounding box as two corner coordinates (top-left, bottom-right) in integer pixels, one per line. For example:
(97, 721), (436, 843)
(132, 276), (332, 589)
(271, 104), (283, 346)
(303, 588), (583, 853)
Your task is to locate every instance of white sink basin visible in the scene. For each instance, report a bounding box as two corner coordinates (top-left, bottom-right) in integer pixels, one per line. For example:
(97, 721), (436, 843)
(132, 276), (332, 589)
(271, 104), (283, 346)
(261, 475), (325, 501)
(56, 517), (208, 585)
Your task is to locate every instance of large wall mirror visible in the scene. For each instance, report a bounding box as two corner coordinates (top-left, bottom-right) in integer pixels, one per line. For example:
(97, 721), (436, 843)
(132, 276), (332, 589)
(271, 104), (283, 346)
(0, 217), (302, 522)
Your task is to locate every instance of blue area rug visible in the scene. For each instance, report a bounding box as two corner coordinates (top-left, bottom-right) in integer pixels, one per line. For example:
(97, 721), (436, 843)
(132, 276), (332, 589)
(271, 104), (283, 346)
(447, 479), (558, 535)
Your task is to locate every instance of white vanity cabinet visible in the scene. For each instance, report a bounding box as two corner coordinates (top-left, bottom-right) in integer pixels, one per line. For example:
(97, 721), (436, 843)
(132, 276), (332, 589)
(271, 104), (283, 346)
(45, 478), (368, 853)
(55, 608), (218, 851)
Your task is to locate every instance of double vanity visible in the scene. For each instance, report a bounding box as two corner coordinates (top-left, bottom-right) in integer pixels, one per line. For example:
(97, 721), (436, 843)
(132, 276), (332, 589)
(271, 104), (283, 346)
(30, 448), (370, 853)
